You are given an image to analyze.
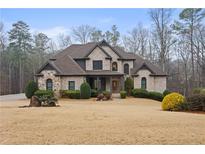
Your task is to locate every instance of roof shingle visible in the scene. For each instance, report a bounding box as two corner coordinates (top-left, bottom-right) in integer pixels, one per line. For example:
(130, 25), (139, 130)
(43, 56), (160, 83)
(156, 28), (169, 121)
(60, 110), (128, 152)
(37, 40), (166, 76)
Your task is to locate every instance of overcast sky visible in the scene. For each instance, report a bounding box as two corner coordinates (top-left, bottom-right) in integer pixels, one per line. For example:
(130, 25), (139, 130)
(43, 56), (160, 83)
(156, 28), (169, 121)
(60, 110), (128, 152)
(1, 8), (181, 41)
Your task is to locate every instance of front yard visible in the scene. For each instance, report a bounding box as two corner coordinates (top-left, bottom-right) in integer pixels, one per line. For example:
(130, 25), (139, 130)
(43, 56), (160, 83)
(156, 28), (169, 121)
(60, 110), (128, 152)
(0, 97), (205, 144)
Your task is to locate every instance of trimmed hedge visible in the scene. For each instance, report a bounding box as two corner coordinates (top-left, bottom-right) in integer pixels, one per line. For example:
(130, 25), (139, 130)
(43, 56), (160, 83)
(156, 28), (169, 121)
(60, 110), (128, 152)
(60, 90), (80, 99)
(148, 91), (164, 101)
(25, 81), (38, 98)
(69, 90), (80, 99)
(91, 89), (98, 97)
(120, 91), (127, 99)
(163, 89), (171, 97)
(124, 77), (134, 96)
(34, 90), (54, 98)
(131, 88), (149, 98)
(80, 82), (91, 99)
(60, 90), (68, 98)
(131, 88), (164, 101)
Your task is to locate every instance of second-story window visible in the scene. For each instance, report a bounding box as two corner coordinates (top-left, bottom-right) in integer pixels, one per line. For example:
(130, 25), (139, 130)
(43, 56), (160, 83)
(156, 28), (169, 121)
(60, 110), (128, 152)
(93, 60), (102, 70)
(112, 62), (118, 71)
(124, 63), (129, 75)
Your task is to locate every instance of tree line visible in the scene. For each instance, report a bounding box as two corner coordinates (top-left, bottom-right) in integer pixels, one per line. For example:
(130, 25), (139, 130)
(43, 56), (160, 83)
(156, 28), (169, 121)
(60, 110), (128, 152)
(0, 8), (205, 96)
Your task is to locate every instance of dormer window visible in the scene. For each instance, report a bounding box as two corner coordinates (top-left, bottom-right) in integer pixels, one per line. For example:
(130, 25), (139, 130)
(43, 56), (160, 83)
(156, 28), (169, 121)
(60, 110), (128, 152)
(93, 60), (102, 70)
(112, 62), (118, 71)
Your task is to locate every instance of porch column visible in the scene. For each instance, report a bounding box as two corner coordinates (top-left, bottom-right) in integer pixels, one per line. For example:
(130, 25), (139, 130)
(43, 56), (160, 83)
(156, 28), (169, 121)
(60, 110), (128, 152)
(110, 76), (112, 92)
(120, 76), (124, 90)
(97, 76), (100, 91)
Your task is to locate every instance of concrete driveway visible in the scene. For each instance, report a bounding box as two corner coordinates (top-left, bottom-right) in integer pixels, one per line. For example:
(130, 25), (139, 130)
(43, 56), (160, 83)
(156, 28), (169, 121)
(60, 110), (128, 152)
(0, 93), (26, 101)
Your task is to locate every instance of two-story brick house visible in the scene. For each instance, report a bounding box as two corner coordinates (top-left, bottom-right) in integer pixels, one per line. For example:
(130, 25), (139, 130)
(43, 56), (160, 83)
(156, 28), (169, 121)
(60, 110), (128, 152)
(36, 40), (167, 94)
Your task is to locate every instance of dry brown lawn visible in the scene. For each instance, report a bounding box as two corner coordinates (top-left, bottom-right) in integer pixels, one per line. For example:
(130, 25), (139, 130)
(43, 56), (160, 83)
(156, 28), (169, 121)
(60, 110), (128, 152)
(0, 97), (205, 144)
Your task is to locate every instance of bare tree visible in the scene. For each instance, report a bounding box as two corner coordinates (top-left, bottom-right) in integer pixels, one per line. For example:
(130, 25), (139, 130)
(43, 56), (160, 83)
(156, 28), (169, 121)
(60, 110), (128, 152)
(90, 29), (104, 42)
(123, 26), (140, 54)
(149, 8), (175, 72)
(58, 33), (72, 50)
(174, 8), (205, 86)
(72, 25), (94, 44)
(0, 22), (6, 52)
(177, 39), (191, 96)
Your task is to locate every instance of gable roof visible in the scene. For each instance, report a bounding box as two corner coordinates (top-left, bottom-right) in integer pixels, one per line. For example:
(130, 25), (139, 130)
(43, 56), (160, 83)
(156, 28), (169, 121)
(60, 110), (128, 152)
(85, 44), (112, 58)
(36, 54), (85, 76)
(36, 40), (166, 76)
(113, 46), (137, 60)
(54, 42), (97, 59)
(131, 58), (167, 76)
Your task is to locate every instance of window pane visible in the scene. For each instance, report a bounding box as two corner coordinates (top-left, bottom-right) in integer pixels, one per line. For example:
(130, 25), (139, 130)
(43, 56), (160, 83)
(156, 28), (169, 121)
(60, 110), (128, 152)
(124, 64), (129, 74)
(112, 62), (118, 71)
(141, 78), (147, 89)
(68, 81), (75, 90)
(46, 79), (53, 90)
(93, 60), (102, 70)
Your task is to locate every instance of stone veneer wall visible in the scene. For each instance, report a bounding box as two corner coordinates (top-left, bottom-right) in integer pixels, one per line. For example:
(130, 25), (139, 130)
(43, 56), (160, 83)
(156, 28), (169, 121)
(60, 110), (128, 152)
(133, 69), (166, 93)
(86, 47), (110, 70)
(61, 76), (85, 90)
(101, 46), (122, 73)
(38, 70), (85, 91)
(37, 70), (61, 91)
(122, 60), (133, 75)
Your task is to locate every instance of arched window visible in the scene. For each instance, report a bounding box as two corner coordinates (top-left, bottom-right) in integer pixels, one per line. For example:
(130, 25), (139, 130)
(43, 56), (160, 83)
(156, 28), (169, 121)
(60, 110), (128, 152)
(46, 79), (53, 90)
(112, 62), (118, 71)
(141, 77), (147, 89)
(124, 63), (129, 74)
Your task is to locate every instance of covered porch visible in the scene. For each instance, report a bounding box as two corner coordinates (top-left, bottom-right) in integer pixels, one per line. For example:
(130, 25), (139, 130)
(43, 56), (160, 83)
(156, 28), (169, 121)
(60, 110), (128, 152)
(85, 71), (124, 93)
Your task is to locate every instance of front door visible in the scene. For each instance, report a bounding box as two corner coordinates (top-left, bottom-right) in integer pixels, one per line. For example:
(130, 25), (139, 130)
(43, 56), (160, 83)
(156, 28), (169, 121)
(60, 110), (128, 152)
(112, 80), (119, 93)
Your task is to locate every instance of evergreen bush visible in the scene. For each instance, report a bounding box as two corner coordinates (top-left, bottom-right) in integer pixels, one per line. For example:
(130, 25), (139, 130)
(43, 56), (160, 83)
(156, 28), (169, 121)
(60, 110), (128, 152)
(91, 89), (98, 97)
(80, 82), (91, 99)
(34, 90), (54, 98)
(148, 91), (164, 101)
(124, 77), (134, 96)
(120, 91), (127, 99)
(163, 89), (171, 97)
(131, 88), (149, 98)
(25, 81), (38, 98)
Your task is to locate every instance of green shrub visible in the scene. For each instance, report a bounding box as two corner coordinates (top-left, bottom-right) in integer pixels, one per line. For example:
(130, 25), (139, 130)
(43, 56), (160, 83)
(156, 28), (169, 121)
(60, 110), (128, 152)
(68, 90), (81, 99)
(60, 90), (68, 98)
(25, 81), (38, 98)
(175, 102), (189, 111)
(120, 91), (127, 99)
(124, 77), (134, 96)
(91, 89), (98, 97)
(193, 88), (205, 95)
(38, 95), (58, 107)
(186, 94), (205, 111)
(102, 91), (111, 97)
(60, 90), (80, 99)
(161, 92), (185, 111)
(131, 88), (149, 98)
(102, 91), (112, 100)
(163, 89), (171, 97)
(148, 91), (164, 101)
(34, 90), (54, 98)
(80, 82), (91, 99)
